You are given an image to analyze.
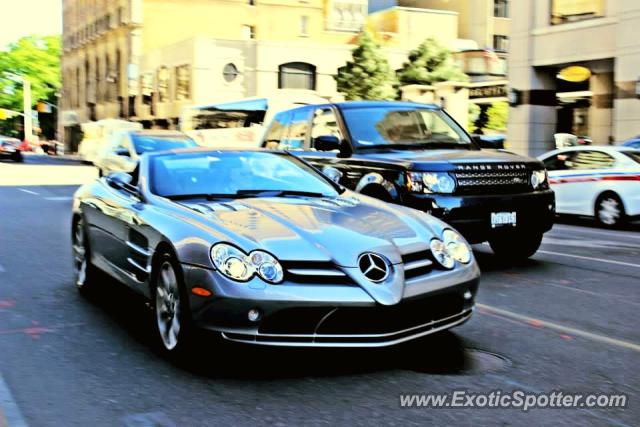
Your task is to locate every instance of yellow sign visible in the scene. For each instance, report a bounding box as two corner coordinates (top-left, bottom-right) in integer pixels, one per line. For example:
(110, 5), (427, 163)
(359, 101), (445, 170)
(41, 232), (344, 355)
(557, 66), (592, 83)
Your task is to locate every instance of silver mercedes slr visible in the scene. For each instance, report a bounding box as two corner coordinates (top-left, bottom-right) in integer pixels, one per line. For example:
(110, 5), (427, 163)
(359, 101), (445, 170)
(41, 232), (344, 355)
(71, 148), (480, 354)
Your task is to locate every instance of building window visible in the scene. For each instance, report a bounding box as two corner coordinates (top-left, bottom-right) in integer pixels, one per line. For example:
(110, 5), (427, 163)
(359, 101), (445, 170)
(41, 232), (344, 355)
(175, 65), (190, 101)
(242, 25), (256, 40)
(551, 0), (605, 25)
(494, 0), (509, 18)
(493, 35), (509, 52)
(157, 66), (170, 102)
(278, 62), (316, 90)
(327, 2), (366, 32)
(223, 63), (239, 82)
(300, 16), (309, 37)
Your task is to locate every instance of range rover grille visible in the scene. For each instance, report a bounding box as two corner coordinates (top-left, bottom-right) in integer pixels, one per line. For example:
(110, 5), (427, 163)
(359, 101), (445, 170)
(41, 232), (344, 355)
(454, 166), (531, 194)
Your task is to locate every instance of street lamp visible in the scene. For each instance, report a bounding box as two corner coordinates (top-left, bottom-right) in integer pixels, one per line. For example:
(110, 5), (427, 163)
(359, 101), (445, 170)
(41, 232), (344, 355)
(3, 72), (34, 143)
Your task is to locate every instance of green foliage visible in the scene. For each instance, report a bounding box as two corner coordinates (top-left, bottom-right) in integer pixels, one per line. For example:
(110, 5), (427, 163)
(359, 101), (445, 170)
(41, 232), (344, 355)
(468, 101), (509, 134)
(397, 38), (468, 86)
(0, 36), (61, 112)
(486, 101), (508, 131)
(0, 35), (60, 138)
(335, 31), (398, 101)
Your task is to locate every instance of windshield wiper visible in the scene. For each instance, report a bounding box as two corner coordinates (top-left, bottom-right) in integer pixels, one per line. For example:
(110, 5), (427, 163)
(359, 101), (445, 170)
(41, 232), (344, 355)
(163, 193), (249, 200)
(235, 189), (331, 198)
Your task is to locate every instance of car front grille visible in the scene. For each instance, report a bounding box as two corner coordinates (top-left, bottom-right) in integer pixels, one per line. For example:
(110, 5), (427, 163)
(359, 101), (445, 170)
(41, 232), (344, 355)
(454, 167), (532, 195)
(401, 250), (434, 279)
(281, 260), (356, 285)
(258, 291), (466, 335)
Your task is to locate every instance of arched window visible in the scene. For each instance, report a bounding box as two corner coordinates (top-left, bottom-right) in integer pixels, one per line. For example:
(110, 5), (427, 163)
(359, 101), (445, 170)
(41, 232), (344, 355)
(278, 62), (316, 90)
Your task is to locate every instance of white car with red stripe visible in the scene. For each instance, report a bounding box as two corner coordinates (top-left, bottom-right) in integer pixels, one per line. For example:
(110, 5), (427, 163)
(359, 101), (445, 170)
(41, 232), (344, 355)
(538, 146), (640, 227)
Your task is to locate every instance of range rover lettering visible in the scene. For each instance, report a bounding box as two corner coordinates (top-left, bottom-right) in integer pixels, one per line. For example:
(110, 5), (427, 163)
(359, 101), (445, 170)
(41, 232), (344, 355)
(262, 101), (555, 261)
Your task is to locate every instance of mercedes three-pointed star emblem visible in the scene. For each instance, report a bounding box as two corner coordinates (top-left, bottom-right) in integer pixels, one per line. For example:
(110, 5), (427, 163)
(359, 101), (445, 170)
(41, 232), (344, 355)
(358, 252), (390, 283)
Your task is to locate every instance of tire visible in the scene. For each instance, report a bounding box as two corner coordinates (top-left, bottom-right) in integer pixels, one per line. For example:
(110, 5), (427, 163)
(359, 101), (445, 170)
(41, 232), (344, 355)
(595, 193), (626, 228)
(152, 250), (193, 357)
(489, 230), (543, 262)
(72, 217), (99, 295)
(12, 152), (23, 163)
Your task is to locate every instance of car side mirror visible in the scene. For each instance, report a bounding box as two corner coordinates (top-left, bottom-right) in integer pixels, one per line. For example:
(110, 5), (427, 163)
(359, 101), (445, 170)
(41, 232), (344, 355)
(115, 147), (130, 157)
(106, 171), (132, 188)
(314, 135), (341, 152)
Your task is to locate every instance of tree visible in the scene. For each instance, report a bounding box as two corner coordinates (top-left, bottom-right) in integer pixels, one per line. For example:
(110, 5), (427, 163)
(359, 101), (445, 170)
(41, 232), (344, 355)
(335, 31), (398, 101)
(0, 36), (61, 139)
(397, 38), (468, 86)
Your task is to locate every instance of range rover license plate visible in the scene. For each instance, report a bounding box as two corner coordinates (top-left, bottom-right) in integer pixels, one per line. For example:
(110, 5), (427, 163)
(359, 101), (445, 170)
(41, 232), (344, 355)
(491, 211), (516, 228)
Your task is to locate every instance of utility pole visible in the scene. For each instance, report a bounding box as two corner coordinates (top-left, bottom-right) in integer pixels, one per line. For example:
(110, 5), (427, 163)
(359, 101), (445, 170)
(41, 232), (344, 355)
(22, 77), (33, 143)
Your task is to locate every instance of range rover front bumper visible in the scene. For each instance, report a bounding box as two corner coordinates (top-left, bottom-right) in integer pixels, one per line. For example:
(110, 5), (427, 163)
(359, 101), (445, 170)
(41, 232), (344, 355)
(404, 190), (555, 244)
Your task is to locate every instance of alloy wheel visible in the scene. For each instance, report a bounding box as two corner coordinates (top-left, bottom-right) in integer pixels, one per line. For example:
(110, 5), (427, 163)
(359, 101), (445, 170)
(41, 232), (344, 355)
(598, 197), (621, 226)
(155, 261), (182, 351)
(73, 220), (88, 288)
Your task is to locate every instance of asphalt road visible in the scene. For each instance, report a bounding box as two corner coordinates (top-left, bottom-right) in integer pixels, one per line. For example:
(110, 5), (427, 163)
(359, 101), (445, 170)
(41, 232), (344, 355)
(0, 155), (639, 426)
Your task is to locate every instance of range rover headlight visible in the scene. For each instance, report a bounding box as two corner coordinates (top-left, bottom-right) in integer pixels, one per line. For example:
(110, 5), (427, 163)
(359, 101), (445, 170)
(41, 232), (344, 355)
(210, 244), (283, 283)
(531, 169), (548, 190)
(442, 229), (472, 264)
(408, 172), (456, 194)
(430, 238), (455, 269)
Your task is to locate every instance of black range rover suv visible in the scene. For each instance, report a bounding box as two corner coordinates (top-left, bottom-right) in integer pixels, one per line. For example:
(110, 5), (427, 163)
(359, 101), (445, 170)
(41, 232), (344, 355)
(261, 101), (555, 260)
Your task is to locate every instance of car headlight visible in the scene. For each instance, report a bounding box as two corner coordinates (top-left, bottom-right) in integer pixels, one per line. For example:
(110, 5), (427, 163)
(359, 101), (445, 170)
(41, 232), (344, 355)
(430, 238), (455, 269)
(249, 250), (284, 283)
(407, 172), (456, 194)
(210, 243), (283, 283)
(531, 169), (548, 190)
(442, 229), (472, 264)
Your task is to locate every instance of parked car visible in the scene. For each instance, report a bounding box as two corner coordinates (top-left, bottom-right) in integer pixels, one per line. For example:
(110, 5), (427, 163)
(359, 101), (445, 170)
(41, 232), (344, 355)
(261, 101), (555, 261)
(0, 135), (23, 162)
(622, 137), (640, 149)
(538, 146), (640, 227)
(72, 149), (479, 354)
(94, 130), (197, 176)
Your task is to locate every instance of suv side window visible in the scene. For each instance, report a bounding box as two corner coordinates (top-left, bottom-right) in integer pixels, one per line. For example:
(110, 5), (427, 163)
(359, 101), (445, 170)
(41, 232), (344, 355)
(263, 112), (290, 149)
(565, 150), (615, 170)
(280, 108), (312, 150)
(310, 107), (343, 150)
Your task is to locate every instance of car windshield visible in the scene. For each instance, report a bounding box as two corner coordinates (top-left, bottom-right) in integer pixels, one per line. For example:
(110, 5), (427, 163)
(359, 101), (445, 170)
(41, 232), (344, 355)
(622, 151), (640, 164)
(341, 107), (474, 150)
(131, 134), (197, 155)
(150, 151), (341, 199)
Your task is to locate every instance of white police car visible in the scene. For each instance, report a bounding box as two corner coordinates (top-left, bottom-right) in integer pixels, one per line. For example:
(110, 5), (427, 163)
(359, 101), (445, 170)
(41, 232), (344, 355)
(538, 146), (640, 227)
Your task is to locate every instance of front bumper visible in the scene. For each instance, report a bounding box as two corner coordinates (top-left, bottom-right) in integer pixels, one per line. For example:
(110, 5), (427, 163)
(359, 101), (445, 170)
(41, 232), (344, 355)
(403, 190), (555, 243)
(182, 263), (479, 347)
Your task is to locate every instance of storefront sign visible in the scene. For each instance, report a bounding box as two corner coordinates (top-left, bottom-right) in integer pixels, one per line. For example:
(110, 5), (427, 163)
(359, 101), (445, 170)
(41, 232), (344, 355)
(557, 66), (591, 83)
(469, 84), (508, 100)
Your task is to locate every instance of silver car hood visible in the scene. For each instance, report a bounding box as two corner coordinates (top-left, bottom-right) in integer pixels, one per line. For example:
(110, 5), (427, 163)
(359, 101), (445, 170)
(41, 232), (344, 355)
(177, 195), (465, 306)
(181, 195), (440, 268)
